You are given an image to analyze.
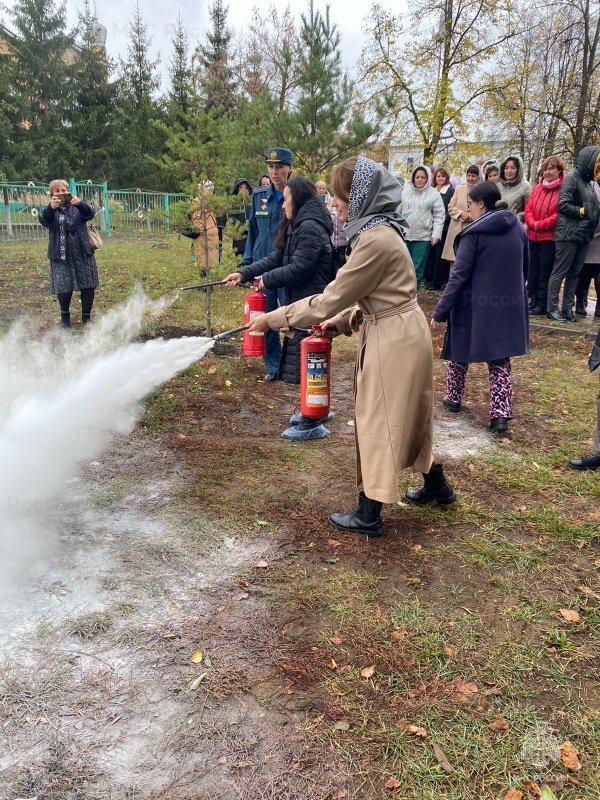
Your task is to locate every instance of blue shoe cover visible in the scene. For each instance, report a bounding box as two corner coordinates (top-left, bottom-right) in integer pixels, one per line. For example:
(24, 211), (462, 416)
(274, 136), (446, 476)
(281, 424), (330, 440)
(289, 411), (334, 425)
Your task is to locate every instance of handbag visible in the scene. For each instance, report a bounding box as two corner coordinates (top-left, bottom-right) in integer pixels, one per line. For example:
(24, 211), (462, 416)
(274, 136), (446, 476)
(87, 223), (103, 251)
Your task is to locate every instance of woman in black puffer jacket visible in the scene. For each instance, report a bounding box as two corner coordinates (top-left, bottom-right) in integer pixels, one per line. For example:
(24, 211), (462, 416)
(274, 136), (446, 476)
(224, 177), (335, 437)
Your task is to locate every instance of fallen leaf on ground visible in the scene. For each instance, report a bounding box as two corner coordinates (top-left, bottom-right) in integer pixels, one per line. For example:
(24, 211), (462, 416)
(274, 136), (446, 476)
(255, 560), (269, 568)
(384, 777), (401, 790)
(207, 365), (217, 374)
(330, 636), (343, 645)
(502, 790), (523, 800)
(560, 741), (582, 771)
(578, 585), (600, 600)
(490, 717), (509, 731)
(522, 780), (541, 796)
(411, 544), (423, 552)
(391, 629), (406, 640)
(454, 680), (479, 695)
(190, 650), (203, 664)
(558, 609), (580, 622)
(190, 673), (207, 690)
(335, 790), (348, 799)
(431, 742), (455, 772)
(407, 724), (427, 738)
(360, 665), (375, 678)
(225, 380), (232, 387)
(444, 646), (453, 657)
(540, 787), (559, 800)
(333, 720), (350, 731)
(328, 539), (341, 547)
(330, 659), (338, 670)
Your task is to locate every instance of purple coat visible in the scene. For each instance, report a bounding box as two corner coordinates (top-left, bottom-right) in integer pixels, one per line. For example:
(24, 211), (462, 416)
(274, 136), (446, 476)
(432, 209), (529, 363)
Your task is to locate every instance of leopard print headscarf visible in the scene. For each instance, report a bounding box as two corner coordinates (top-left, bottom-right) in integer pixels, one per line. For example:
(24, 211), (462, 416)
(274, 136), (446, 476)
(343, 156), (406, 242)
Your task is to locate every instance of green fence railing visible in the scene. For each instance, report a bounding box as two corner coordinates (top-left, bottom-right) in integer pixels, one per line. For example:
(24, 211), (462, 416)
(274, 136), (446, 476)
(0, 181), (189, 242)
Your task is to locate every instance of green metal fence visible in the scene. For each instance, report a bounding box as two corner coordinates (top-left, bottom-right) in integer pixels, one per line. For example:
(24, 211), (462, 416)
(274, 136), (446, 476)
(0, 180), (189, 242)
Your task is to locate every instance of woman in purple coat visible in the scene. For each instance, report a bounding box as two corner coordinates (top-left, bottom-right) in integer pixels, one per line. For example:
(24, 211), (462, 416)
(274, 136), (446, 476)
(431, 182), (529, 434)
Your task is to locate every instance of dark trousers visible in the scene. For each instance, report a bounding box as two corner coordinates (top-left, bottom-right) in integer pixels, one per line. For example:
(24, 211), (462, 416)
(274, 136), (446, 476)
(57, 289), (95, 316)
(423, 236), (450, 289)
(547, 240), (590, 314)
(575, 263), (600, 312)
(263, 287), (285, 375)
(527, 241), (555, 311)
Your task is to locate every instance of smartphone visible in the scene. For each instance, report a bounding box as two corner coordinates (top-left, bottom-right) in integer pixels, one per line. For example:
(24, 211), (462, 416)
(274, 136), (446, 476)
(57, 193), (72, 205)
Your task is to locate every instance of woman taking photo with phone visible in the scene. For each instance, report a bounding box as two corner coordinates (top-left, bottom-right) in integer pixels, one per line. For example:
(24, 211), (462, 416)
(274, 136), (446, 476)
(40, 179), (99, 327)
(247, 156), (455, 537)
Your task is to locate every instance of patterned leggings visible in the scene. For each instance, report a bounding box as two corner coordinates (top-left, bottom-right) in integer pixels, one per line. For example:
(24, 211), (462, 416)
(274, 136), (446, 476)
(446, 358), (512, 420)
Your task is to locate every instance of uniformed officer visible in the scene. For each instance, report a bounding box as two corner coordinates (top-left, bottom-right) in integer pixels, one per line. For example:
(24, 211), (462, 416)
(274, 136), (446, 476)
(243, 147), (293, 381)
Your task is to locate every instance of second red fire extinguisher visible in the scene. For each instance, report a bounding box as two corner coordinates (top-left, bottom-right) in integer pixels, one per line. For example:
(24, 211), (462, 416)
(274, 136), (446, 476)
(243, 283), (267, 357)
(300, 325), (331, 419)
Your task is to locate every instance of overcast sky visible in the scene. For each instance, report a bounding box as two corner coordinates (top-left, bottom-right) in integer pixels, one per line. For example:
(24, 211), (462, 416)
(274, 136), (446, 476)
(1, 0), (375, 87)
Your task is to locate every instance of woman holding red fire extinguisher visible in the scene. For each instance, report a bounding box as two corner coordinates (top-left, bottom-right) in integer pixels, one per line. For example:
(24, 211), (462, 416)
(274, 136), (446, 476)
(224, 177), (335, 440)
(248, 156), (455, 538)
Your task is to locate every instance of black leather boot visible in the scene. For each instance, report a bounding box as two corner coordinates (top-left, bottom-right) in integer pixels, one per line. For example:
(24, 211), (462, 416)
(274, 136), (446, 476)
(329, 491), (383, 537)
(60, 312), (71, 328)
(404, 463), (456, 505)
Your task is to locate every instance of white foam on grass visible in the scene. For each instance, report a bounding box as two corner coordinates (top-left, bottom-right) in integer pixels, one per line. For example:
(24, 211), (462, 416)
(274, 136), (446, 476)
(0, 289), (213, 601)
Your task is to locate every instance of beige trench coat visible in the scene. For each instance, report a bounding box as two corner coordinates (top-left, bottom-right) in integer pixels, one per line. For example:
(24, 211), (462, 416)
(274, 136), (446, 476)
(267, 225), (434, 504)
(442, 184), (472, 261)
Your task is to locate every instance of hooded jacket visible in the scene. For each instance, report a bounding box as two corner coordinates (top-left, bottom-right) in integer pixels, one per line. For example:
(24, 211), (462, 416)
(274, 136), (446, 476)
(524, 173), (565, 242)
(223, 178), (253, 257)
(399, 167), (445, 241)
(554, 146), (600, 243)
(433, 209), (529, 363)
(499, 155), (531, 218)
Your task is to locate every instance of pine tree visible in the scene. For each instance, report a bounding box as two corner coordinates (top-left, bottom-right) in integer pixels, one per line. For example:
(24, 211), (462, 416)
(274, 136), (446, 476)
(114, 2), (165, 188)
(68, 0), (117, 181)
(167, 13), (193, 122)
(195, 0), (235, 117)
(4, 0), (74, 181)
(290, 0), (375, 175)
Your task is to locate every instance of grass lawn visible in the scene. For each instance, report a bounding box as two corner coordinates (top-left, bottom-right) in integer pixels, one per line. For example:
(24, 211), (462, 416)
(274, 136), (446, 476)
(1, 236), (599, 799)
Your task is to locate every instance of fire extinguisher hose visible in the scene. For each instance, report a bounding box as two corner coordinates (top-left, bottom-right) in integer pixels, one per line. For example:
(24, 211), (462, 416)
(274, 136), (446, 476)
(212, 325), (248, 341)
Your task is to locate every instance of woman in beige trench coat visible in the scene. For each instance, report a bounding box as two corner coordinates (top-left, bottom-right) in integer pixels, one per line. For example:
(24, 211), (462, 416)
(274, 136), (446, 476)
(249, 156), (455, 537)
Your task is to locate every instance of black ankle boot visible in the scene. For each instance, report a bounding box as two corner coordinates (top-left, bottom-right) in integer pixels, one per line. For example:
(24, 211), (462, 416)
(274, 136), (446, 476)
(404, 463), (456, 506)
(82, 313), (91, 325)
(60, 312), (71, 328)
(329, 491), (383, 537)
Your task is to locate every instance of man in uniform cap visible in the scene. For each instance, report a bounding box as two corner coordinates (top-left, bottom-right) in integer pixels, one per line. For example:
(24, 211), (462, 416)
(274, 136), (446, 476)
(243, 147), (293, 381)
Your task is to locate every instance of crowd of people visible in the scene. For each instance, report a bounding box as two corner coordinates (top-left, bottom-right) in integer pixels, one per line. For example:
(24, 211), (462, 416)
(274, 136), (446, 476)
(400, 151), (600, 324)
(40, 143), (600, 536)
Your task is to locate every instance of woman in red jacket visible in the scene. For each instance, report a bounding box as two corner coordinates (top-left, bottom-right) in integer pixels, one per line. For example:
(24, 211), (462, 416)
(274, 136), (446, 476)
(524, 156), (565, 315)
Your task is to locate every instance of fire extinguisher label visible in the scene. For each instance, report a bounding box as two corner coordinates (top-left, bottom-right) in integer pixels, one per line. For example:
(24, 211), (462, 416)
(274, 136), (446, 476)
(306, 351), (328, 405)
(248, 308), (265, 336)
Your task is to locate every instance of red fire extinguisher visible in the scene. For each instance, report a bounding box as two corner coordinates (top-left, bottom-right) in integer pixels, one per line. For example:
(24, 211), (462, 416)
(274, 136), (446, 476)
(300, 325), (331, 418)
(243, 282), (267, 357)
